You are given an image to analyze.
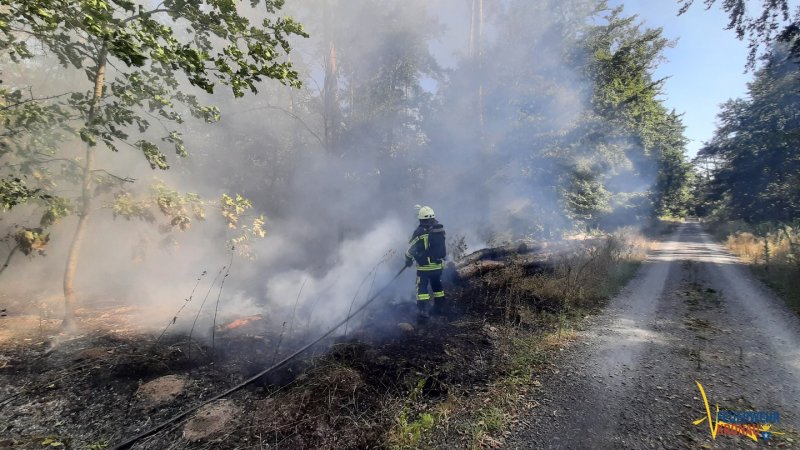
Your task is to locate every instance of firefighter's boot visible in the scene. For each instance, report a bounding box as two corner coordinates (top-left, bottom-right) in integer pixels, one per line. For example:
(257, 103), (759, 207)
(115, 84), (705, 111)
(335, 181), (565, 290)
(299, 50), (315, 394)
(416, 300), (429, 320)
(432, 296), (447, 317)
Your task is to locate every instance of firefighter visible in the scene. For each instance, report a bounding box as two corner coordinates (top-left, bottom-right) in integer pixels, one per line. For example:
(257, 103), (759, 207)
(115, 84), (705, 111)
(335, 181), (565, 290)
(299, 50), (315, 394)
(404, 206), (447, 319)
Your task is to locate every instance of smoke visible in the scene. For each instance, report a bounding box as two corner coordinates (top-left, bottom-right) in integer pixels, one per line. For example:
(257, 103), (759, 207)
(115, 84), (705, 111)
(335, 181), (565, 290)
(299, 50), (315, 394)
(1, 0), (667, 337)
(261, 217), (406, 327)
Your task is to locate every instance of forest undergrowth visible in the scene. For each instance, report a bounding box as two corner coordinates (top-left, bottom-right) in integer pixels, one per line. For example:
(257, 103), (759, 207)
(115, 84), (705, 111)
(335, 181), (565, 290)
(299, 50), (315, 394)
(710, 220), (800, 313)
(0, 228), (650, 449)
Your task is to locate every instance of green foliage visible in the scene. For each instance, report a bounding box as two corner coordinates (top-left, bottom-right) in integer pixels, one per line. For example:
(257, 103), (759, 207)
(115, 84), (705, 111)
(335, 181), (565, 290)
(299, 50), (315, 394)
(652, 112), (694, 218)
(388, 377), (436, 449)
(109, 181), (265, 256)
(110, 192), (154, 222)
(252, 215), (267, 238)
(39, 437), (64, 447)
(0, 85), (72, 217)
(0, 0), (300, 279)
(322, 0), (441, 198)
(39, 196), (71, 227)
(476, 406), (505, 435)
(0, 0), (305, 176)
(505, 333), (548, 378)
(540, 5), (694, 228)
(390, 410), (435, 449)
(107, 181), (209, 232)
(564, 167), (611, 227)
(1, 176), (43, 210)
(151, 181), (204, 228)
(0, 0), (306, 91)
(14, 227), (50, 255)
(0, 0), (305, 188)
(0, 86), (73, 162)
(583, 8), (693, 220)
(424, 0), (690, 234)
(85, 443), (108, 450)
(221, 193), (252, 229)
(697, 43), (800, 223)
(201, 1), (691, 241)
(223, 193), (268, 258)
(680, 0), (800, 67)
(584, 8), (672, 137)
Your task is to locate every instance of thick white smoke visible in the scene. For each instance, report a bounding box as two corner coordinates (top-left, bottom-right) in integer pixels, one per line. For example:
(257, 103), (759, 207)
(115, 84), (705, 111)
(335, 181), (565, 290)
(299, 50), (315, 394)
(1, 0), (667, 338)
(262, 216), (407, 328)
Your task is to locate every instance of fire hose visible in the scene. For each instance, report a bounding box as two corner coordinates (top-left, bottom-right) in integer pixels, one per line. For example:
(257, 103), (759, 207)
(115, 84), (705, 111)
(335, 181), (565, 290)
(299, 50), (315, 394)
(111, 265), (408, 450)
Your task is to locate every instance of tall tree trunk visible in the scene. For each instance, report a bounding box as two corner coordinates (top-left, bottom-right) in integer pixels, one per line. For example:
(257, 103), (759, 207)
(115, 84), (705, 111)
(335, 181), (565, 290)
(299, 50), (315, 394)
(323, 0), (347, 243)
(477, 0), (485, 144)
(61, 47), (107, 329)
(469, 0), (476, 57)
(324, 40), (339, 150)
(469, 0), (486, 145)
(322, 0), (340, 154)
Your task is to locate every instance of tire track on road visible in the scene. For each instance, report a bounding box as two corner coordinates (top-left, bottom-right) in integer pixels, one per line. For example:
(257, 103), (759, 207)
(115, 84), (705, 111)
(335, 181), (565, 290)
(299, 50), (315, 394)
(506, 222), (800, 449)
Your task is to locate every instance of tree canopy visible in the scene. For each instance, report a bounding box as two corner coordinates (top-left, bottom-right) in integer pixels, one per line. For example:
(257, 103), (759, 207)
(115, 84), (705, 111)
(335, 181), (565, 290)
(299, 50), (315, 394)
(0, 0), (306, 323)
(696, 43), (800, 223)
(680, 0), (800, 67)
(0, 0), (697, 325)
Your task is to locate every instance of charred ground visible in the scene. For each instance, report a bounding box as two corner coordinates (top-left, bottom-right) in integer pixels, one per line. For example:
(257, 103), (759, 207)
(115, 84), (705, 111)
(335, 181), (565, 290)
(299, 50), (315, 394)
(0, 233), (646, 449)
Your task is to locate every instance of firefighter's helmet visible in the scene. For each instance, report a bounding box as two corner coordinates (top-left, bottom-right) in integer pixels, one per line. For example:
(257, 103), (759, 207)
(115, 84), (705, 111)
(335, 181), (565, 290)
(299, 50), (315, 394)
(417, 206), (435, 220)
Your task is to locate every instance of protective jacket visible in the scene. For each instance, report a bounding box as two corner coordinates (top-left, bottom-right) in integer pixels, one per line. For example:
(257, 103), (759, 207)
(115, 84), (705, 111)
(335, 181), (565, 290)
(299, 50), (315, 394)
(405, 221), (446, 271)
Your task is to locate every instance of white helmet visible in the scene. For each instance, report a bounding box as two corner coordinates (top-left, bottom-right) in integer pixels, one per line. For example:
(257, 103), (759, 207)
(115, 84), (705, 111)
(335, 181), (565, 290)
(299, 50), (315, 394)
(417, 205), (435, 220)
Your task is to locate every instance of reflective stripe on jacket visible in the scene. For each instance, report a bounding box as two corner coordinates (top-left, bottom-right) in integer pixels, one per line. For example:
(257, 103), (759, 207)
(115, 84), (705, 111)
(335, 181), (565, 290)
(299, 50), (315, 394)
(405, 223), (443, 271)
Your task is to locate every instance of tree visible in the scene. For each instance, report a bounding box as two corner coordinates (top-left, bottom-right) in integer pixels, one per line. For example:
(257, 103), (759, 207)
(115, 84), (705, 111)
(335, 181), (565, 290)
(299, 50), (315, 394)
(426, 0), (610, 237)
(566, 7), (693, 225)
(680, 0), (800, 66)
(652, 111), (694, 218)
(311, 0), (442, 206)
(698, 43), (800, 223)
(564, 166), (611, 229)
(0, 0), (306, 326)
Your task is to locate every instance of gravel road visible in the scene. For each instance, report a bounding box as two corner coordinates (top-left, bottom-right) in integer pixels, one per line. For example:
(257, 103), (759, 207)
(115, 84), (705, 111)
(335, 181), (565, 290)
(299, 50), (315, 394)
(506, 221), (800, 449)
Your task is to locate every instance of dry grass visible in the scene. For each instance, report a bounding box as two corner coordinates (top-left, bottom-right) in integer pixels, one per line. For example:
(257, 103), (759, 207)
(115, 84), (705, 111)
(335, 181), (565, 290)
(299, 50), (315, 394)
(726, 231), (798, 266)
(722, 224), (800, 312)
(644, 217), (682, 236)
(421, 227), (650, 448)
(486, 227), (649, 321)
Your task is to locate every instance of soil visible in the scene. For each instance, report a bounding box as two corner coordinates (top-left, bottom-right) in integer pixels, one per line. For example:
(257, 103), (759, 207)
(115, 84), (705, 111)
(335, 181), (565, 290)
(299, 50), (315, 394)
(136, 375), (187, 407)
(505, 221), (800, 449)
(0, 280), (500, 449)
(182, 399), (238, 442)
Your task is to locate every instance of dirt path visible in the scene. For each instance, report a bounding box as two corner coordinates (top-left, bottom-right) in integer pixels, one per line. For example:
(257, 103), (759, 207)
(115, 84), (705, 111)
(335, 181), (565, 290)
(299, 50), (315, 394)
(506, 221), (800, 449)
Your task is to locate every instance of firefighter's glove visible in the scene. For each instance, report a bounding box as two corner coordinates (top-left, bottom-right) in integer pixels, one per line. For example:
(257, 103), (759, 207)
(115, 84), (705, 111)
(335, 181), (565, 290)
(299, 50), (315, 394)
(404, 258), (413, 268)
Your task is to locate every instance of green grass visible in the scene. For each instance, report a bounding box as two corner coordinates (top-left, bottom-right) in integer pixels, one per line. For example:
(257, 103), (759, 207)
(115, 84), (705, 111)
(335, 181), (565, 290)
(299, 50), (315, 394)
(506, 332), (549, 378)
(471, 406), (506, 444)
(752, 264), (800, 313)
(597, 260), (641, 299)
(387, 377), (437, 449)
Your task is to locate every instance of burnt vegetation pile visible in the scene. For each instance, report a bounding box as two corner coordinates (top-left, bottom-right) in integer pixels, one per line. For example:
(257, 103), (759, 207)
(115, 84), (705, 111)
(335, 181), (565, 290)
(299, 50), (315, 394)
(0, 267), (523, 448)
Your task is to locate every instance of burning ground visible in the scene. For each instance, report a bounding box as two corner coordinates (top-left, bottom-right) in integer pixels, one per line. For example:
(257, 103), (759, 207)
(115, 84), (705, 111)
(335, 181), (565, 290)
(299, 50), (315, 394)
(0, 231), (648, 449)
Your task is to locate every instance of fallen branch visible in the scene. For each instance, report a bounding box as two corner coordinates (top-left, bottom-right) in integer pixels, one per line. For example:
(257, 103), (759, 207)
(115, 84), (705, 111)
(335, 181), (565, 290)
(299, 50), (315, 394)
(455, 241), (543, 269)
(453, 257), (555, 281)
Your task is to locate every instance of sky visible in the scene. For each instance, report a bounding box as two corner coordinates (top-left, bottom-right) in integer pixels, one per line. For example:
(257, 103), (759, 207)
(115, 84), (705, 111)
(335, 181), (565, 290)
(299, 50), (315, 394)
(608, 0), (753, 157)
